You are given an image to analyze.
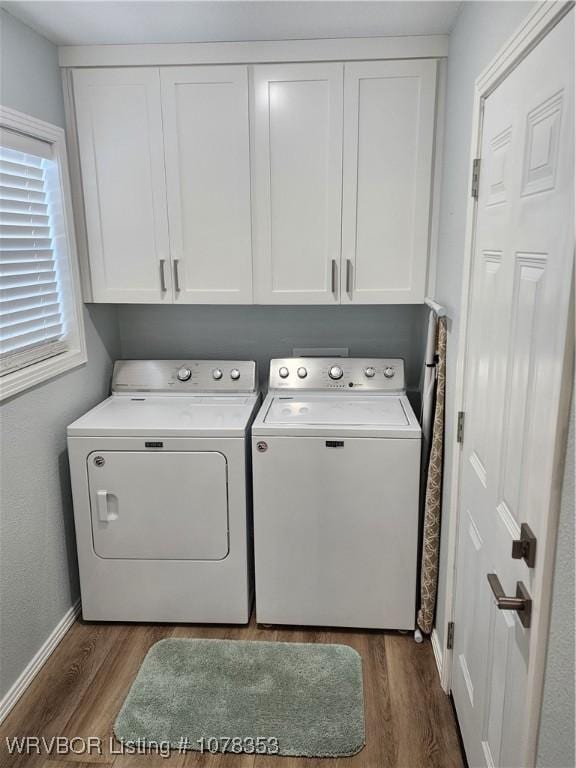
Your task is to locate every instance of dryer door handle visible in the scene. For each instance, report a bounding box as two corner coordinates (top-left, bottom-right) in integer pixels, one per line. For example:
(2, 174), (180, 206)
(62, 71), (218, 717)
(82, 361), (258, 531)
(96, 490), (112, 522)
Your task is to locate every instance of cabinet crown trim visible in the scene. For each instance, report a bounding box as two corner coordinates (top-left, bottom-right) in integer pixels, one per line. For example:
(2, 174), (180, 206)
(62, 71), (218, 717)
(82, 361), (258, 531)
(59, 35), (448, 68)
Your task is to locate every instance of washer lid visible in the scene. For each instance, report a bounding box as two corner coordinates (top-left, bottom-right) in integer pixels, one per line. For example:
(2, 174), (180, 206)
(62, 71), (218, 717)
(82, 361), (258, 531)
(68, 394), (259, 437)
(254, 392), (421, 438)
(265, 395), (410, 426)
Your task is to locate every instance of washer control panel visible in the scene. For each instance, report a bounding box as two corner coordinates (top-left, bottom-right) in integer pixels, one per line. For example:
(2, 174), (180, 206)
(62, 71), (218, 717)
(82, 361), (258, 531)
(112, 360), (257, 393)
(268, 358), (405, 391)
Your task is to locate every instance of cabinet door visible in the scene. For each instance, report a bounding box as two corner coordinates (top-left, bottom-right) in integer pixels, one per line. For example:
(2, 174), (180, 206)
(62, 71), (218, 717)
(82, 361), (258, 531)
(161, 66), (253, 304)
(252, 64), (343, 304)
(342, 60), (437, 304)
(73, 68), (171, 303)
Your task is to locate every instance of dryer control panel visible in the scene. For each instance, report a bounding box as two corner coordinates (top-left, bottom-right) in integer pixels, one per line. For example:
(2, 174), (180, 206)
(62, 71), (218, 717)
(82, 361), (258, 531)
(268, 358), (405, 391)
(112, 360), (257, 393)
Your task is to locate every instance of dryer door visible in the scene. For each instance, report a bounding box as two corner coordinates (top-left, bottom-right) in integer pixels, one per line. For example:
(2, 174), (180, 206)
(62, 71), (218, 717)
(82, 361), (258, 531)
(87, 451), (229, 560)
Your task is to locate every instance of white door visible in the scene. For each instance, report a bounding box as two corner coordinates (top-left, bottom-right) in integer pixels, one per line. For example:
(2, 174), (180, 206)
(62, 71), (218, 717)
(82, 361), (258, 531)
(341, 61), (436, 304)
(161, 66), (253, 304)
(88, 451), (229, 560)
(452, 13), (573, 768)
(252, 63), (343, 304)
(73, 68), (171, 303)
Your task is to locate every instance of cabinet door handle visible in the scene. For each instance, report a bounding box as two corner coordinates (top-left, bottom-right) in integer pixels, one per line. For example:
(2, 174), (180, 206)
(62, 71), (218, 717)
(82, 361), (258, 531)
(173, 259), (181, 292)
(346, 259), (353, 296)
(331, 259), (338, 296)
(159, 259), (167, 292)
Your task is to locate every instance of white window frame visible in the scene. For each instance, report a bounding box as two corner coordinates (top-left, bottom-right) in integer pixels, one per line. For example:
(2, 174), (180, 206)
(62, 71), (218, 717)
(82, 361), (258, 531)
(0, 105), (87, 401)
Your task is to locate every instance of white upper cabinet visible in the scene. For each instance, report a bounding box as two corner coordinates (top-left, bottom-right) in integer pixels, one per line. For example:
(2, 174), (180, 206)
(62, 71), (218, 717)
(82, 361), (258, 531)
(251, 63), (343, 304)
(341, 60), (437, 304)
(160, 66), (252, 304)
(73, 68), (171, 303)
(70, 54), (439, 305)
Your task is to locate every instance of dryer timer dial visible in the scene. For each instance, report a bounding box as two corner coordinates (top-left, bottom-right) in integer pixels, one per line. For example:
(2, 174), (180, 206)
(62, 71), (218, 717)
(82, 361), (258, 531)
(329, 365), (344, 380)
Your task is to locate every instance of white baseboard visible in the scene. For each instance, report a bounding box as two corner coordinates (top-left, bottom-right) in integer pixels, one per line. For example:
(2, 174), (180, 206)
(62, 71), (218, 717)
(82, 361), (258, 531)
(431, 627), (444, 680)
(0, 598), (81, 725)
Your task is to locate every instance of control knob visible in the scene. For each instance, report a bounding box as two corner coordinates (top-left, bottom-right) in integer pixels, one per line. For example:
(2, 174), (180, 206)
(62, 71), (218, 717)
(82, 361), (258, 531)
(230, 368), (240, 380)
(384, 367), (395, 379)
(177, 367), (191, 382)
(212, 368), (223, 380)
(364, 367), (376, 378)
(329, 365), (344, 380)
(297, 367), (308, 379)
(279, 367), (289, 379)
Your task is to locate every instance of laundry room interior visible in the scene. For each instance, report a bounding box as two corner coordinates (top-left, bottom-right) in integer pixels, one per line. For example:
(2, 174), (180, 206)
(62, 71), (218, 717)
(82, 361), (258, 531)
(0, 1), (574, 767)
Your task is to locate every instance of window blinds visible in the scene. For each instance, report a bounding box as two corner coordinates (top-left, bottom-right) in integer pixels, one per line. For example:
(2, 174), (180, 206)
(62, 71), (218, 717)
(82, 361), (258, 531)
(0, 130), (66, 376)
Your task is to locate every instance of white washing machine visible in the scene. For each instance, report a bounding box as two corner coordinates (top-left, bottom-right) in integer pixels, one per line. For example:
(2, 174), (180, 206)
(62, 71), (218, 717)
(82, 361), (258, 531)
(68, 360), (259, 623)
(252, 358), (421, 630)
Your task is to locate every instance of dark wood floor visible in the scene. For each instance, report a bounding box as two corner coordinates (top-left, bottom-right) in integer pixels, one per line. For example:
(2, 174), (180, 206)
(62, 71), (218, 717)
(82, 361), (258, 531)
(0, 615), (464, 768)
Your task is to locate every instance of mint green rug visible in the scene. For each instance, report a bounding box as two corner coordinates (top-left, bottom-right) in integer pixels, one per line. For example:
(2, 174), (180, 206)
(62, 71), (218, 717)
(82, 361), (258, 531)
(114, 638), (365, 757)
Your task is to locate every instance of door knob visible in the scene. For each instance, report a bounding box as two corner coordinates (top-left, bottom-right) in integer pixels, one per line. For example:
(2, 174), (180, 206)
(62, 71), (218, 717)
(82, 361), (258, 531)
(487, 574), (532, 628)
(511, 523), (537, 567)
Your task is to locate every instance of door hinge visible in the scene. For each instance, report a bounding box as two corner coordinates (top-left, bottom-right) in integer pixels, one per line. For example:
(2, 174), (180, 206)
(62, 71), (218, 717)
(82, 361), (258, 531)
(457, 411), (465, 443)
(471, 158), (481, 198)
(447, 621), (455, 650)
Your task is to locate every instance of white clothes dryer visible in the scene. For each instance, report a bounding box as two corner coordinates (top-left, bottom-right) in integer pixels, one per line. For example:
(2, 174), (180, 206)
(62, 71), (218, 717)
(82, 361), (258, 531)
(68, 360), (259, 623)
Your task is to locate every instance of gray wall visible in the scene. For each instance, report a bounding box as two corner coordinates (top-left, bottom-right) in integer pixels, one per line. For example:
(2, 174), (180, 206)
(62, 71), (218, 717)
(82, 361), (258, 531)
(433, 1), (574, 765)
(537, 384), (575, 768)
(0, 10), (120, 699)
(118, 304), (428, 397)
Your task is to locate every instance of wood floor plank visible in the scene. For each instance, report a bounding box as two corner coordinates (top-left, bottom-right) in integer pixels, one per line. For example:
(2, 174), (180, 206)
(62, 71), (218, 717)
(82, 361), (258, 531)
(112, 747), (186, 768)
(0, 622), (127, 768)
(41, 762), (114, 768)
(0, 617), (464, 768)
(384, 634), (464, 768)
(58, 623), (175, 764)
(182, 749), (255, 768)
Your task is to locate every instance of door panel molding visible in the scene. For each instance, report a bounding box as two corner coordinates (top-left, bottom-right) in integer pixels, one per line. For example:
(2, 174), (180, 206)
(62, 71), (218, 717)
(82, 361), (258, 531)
(161, 65), (253, 304)
(251, 62), (343, 304)
(341, 59), (437, 303)
(72, 67), (171, 303)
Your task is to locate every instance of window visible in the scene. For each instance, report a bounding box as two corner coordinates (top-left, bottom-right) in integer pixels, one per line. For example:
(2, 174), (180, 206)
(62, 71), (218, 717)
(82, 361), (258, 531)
(0, 107), (86, 400)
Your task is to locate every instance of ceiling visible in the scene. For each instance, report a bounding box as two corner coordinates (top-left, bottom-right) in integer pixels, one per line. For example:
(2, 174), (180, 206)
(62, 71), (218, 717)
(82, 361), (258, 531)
(2, 1), (461, 46)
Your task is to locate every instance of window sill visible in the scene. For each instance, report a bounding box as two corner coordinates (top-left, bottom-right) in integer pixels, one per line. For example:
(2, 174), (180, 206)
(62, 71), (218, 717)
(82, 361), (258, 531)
(0, 346), (87, 402)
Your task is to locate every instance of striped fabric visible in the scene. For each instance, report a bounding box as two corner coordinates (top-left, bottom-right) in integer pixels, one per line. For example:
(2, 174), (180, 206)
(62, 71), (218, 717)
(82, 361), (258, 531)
(417, 315), (447, 635)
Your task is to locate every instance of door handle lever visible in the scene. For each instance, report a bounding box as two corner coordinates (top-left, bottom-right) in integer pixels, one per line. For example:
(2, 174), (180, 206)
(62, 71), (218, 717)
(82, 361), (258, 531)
(487, 574), (532, 628)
